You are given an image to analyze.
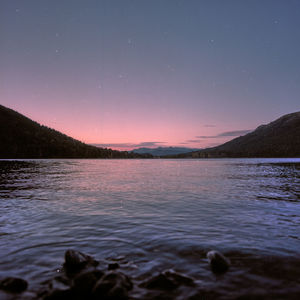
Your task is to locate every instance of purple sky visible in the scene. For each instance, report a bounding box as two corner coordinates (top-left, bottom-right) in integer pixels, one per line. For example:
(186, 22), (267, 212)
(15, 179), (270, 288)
(1, 0), (299, 150)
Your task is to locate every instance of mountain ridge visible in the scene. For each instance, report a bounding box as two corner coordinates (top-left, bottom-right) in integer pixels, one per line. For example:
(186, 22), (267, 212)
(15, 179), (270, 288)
(0, 104), (149, 159)
(132, 146), (201, 156)
(171, 111), (300, 158)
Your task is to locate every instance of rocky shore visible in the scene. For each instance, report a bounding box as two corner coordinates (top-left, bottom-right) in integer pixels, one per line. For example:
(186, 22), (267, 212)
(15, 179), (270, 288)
(0, 249), (230, 300)
(1, 249), (300, 299)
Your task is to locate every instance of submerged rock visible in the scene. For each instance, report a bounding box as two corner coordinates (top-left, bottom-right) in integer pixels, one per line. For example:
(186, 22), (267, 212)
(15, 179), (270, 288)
(92, 271), (133, 299)
(207, 250), (230, 274)
(141, 269), (195, 290)
(64, 249), (99, 275)
(0, 277), (28, 293)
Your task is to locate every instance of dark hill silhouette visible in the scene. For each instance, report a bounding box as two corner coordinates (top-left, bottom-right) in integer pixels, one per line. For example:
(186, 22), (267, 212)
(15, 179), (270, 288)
(0, 105), (149, 159)
(174, 111), (300, 158)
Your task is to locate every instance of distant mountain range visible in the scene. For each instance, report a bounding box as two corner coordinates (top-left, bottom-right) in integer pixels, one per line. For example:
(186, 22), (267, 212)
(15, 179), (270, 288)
(173, 111), (300, 158)
(1, 104), (299, 159)
(132, 147), (201, 156)
(0, 105), (149, 159)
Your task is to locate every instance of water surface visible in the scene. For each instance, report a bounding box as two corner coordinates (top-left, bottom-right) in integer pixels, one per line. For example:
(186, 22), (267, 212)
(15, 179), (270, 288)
(0, 158), (300, 299)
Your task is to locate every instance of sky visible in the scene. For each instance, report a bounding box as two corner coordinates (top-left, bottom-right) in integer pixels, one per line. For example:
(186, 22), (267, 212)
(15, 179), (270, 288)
(1, 0), (299, 150)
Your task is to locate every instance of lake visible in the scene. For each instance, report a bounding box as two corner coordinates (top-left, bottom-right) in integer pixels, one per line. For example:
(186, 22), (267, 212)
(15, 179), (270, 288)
(0, 158), (300, 299)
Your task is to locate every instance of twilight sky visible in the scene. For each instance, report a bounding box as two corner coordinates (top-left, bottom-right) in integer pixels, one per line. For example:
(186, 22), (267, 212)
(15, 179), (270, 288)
(1, 0), (299, 150)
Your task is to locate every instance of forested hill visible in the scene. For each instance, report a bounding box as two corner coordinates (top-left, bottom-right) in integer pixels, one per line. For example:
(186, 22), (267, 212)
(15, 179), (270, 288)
(0, 105), (148, 159)
(173, 111), (300, 158)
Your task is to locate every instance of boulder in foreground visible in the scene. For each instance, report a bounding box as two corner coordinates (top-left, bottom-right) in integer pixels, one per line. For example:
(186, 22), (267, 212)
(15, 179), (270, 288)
(64, 249), (99, 274)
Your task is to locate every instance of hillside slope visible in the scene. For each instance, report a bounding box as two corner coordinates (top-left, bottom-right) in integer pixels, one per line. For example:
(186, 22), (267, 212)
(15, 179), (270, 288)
(0, 105), (146, 159)
(178, 111), (300, 158)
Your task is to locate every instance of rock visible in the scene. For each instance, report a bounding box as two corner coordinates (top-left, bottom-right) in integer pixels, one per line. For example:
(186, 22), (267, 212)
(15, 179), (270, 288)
(72, 268), (104, 296)
(141, 269), (195, 290)
(0, 277), (28, 293)
(64, 249), (99, 275)
(92, 271), (133, 300)
(188, 289), (222, 300)
(53, 275), (71, 287)
(37, 275), (71, 300)
(207, 250), (230, 274)
(108, 263), (120, 270)
(43, 276), (70, 291)
(43, 288), (74, 300)
(164, 269), (195, 286)
(141, 273), (177, 290)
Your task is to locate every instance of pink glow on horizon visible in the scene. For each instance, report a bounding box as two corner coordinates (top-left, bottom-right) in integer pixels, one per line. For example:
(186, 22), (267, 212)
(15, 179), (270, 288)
(4, 99), (247, 151)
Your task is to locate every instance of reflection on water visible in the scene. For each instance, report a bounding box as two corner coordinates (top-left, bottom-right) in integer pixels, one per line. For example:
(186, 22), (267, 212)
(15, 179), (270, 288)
(0, 158), (300, 298)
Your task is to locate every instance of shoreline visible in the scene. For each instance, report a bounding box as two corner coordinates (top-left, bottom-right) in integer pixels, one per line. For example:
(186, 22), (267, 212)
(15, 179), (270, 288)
(1, 249), (300, 299)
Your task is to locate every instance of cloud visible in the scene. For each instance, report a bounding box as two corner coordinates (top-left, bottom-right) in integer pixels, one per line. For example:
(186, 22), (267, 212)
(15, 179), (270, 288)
(91, 141), (165, 149)
(217, 130), (252, 137)
(196, 129), (252, 139)
(185, 139), (202, 143)
(137, 142), (165, 147)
